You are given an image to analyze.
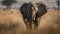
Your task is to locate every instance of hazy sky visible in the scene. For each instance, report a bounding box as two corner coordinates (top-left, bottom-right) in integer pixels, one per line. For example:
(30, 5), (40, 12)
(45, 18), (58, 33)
(0, 0), (59, 8)
(15, 0), (57, 7)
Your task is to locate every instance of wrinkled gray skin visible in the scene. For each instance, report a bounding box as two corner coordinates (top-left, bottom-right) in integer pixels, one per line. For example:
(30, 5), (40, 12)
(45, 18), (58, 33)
(20, 2), (47, 29)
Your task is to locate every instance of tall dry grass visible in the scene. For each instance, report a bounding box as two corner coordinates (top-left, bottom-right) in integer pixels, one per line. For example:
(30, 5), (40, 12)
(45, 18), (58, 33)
(0, 9), (27, 34)
(38, 10), (59, 34)
(0, 9), (59, 34)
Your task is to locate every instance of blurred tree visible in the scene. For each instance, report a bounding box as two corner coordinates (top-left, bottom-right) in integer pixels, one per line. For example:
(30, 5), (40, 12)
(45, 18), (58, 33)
(1, 0), (17, 9)
(56, 0), (60, 10)
(47, 0), (48, 1)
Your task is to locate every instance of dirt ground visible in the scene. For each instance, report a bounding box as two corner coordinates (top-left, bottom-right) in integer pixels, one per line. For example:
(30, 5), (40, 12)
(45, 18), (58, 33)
(0, 9), (59, 34)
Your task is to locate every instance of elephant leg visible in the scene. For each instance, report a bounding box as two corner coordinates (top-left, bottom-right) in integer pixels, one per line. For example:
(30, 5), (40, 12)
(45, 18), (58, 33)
(34, 18), (38, 28)
(29, 20), (32, 29)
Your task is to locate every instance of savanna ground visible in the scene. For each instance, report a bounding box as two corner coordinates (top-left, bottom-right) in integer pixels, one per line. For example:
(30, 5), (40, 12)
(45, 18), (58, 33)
(0, 8), (59, 34)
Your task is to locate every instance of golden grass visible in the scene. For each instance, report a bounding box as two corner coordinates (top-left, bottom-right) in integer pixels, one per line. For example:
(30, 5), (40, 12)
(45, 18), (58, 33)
(0, 9), (59, 34)
(0, 9), (27, 34)
(38, 10), (59, 34)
